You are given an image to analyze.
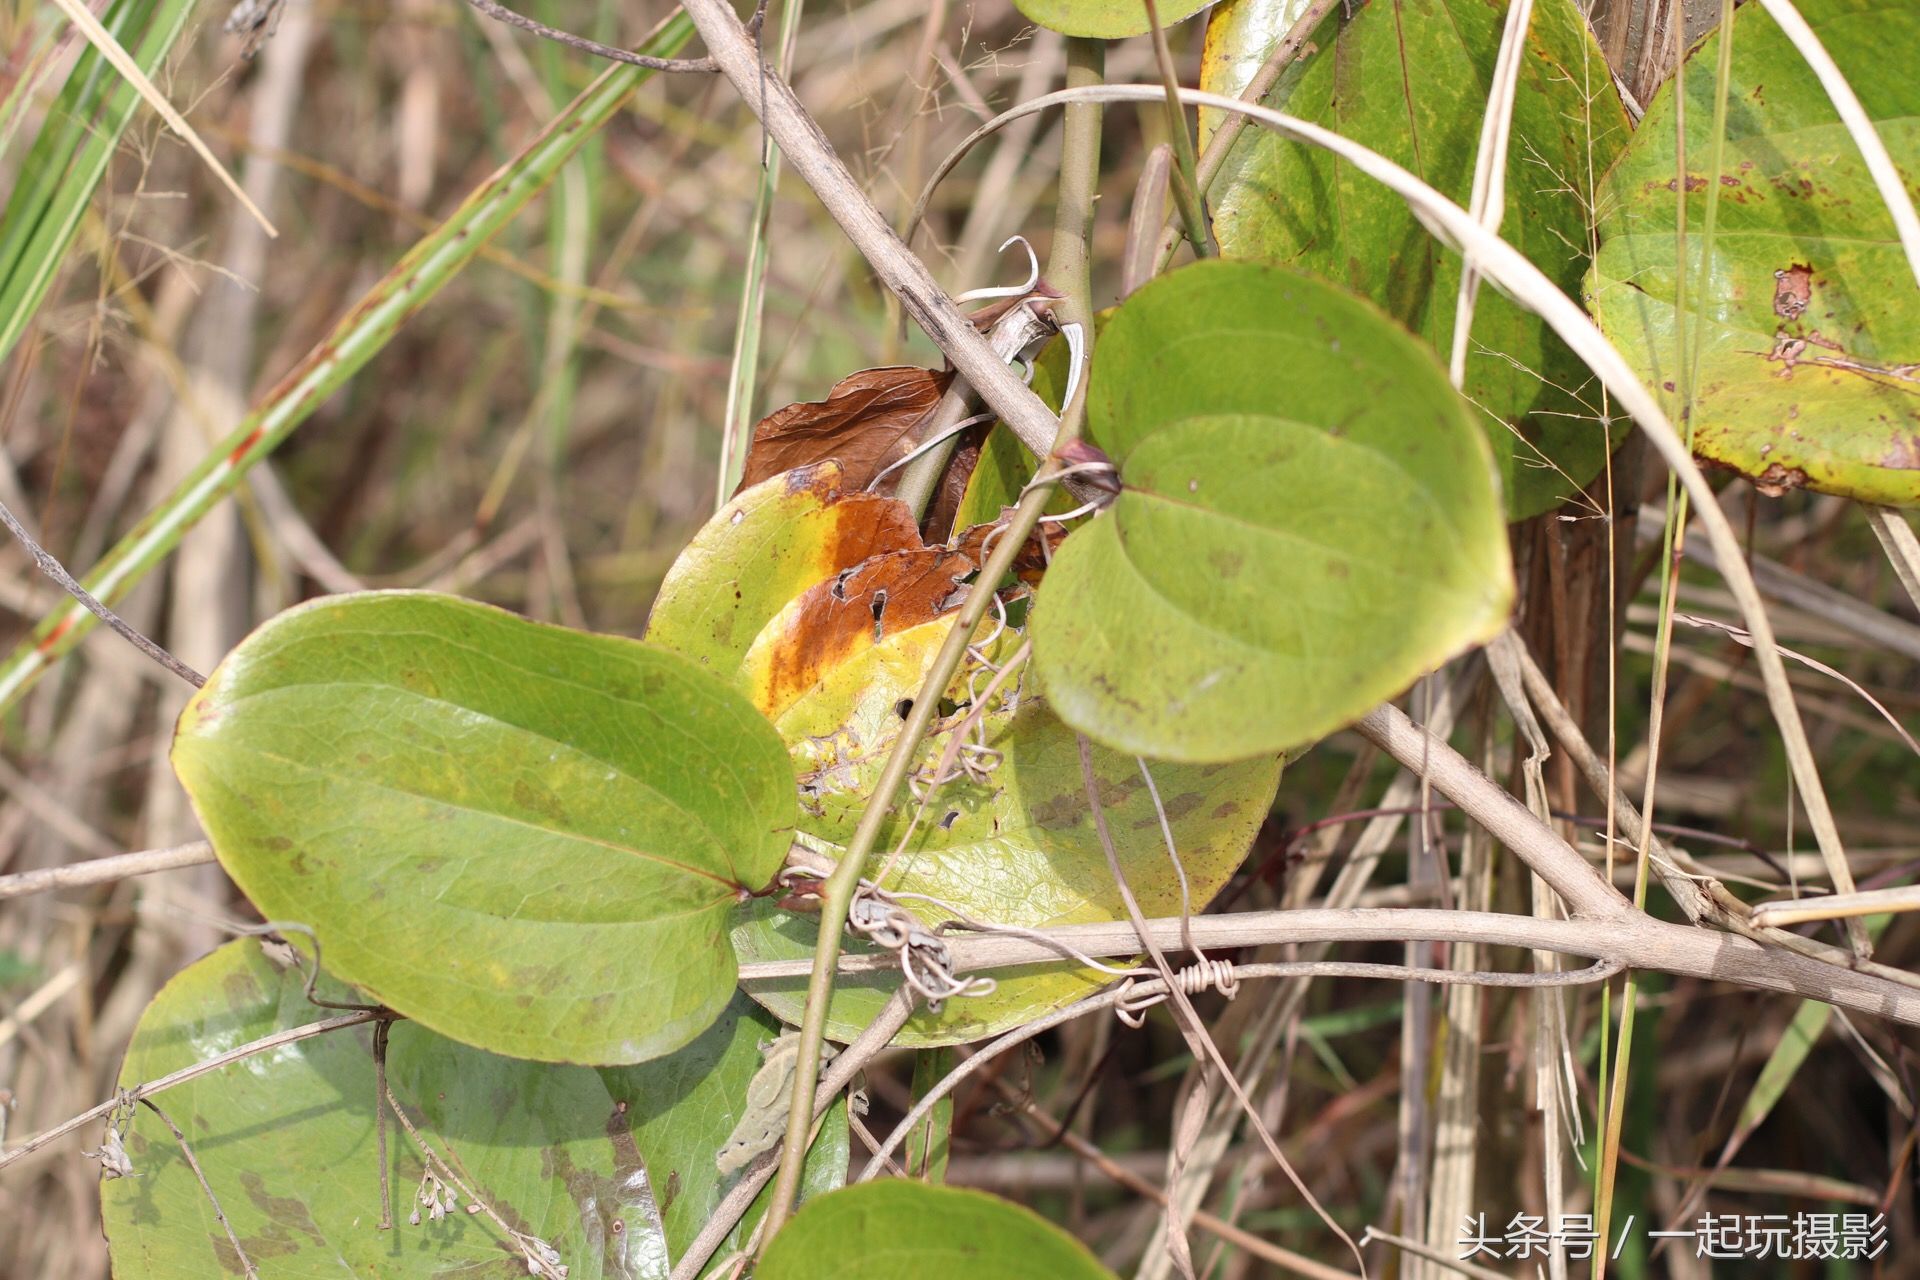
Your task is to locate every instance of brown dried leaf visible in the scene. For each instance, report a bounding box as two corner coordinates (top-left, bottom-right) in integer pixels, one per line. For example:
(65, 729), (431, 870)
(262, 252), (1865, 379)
(738, 367), (955, 495)
(950, 515), (1063, 588)
(919, 417), (995, 544)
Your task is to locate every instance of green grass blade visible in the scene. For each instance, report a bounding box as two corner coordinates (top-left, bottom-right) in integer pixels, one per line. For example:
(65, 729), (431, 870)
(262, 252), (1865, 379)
(0, 14), (695, 714)
(715, 0), (805, 507)
(0, 0), (197, 367)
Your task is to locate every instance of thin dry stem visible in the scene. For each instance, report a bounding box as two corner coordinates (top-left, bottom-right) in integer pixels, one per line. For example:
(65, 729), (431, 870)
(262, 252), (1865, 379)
(0, 842), (216, 902)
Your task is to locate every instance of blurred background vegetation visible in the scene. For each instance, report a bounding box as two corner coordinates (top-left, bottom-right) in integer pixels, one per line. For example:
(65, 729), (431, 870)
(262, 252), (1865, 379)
(1, 0), (1916, 1276)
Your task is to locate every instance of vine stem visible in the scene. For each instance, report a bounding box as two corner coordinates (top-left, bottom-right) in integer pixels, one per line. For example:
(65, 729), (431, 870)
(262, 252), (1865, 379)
(667, 988), (917, 1280)
(1141, 0), (1214, 257)
(1151, 0), (1341, 271)
(737, 904), (1920, 1026)
(0, 840), (214, 901)
(668, 0), (1092, 1243)
(755, 443), (1082, 1240)
(1050, 36), (1104, 330)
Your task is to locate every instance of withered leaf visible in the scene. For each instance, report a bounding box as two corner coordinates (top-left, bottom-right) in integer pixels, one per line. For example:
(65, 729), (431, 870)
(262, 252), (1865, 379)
(919, 417), (995, 544)
(950, 514), (1063, 588)
(738, 367), (956, 495)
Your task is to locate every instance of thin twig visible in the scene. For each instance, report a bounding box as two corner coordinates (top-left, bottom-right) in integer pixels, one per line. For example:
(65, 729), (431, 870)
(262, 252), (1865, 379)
(1752, 883), (1920, 930)
(857, 957), (1621, 1180)
(991, 1076), (1358, 1280)
(737, 907), (1920, 1025)
(0, 498), (205, 687)
(1491, 629), (1718, 924)
(1152, 0), (1342, 271)
(374, 1020), (393, 1231)
(1077, 734), (1363, 1276)
(1672, 612), (1920, 759)
(380, 1073), (565, 1280)
(1358, 1227), (1508, 1280)
(1865, 507), (1920, 616)
(1499, 628), (1920, 992)
(0, 841), (216, 902)
(0, 1011), (379, 1172)
(139, 1099), (257, 1279)
(1353, 701), (1626, 919)
(462, 0), (721, 71)
(1121, 145), (1174, 296)
(1141, 0), (1214, 257)
(1445, 0), (1533, 385)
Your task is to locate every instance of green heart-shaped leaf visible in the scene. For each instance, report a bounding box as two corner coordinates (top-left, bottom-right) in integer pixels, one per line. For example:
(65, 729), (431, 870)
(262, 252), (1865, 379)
(1202, 0), (1630, 517)
(1587, 0), (1920, 505)
(759, 1182), (1117, 1280)
(171, 591), (796, 1065)
(733, 618), (1282, 1046)
(102, 941), (847, 1280)
(1031, 260), (1513, 761)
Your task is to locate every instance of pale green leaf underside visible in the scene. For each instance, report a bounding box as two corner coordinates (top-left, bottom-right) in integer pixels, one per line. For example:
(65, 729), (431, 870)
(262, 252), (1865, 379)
(172, 591), (796, 1065)
(102, 942), (845, 1280)
(733, 619), (1281, 1046)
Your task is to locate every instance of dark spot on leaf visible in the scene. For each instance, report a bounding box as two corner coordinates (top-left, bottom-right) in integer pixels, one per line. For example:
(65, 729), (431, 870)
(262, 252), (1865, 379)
(1029, 792), (1083, 829)
(1752, 462), (1809, 495)
(511, 778), (566, 823)
(896, 698), (914, 719)
(1883, 435), (1920, 470)
(238, 1170), (328, 1247)
(1161, 791), (1202, 821)
(221, 970), (264, 1009)
(1772, 263), (1814, 321)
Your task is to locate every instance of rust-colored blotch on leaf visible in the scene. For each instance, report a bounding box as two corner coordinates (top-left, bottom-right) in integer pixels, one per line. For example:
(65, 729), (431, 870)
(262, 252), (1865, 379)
(741, 545), (978, 719)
